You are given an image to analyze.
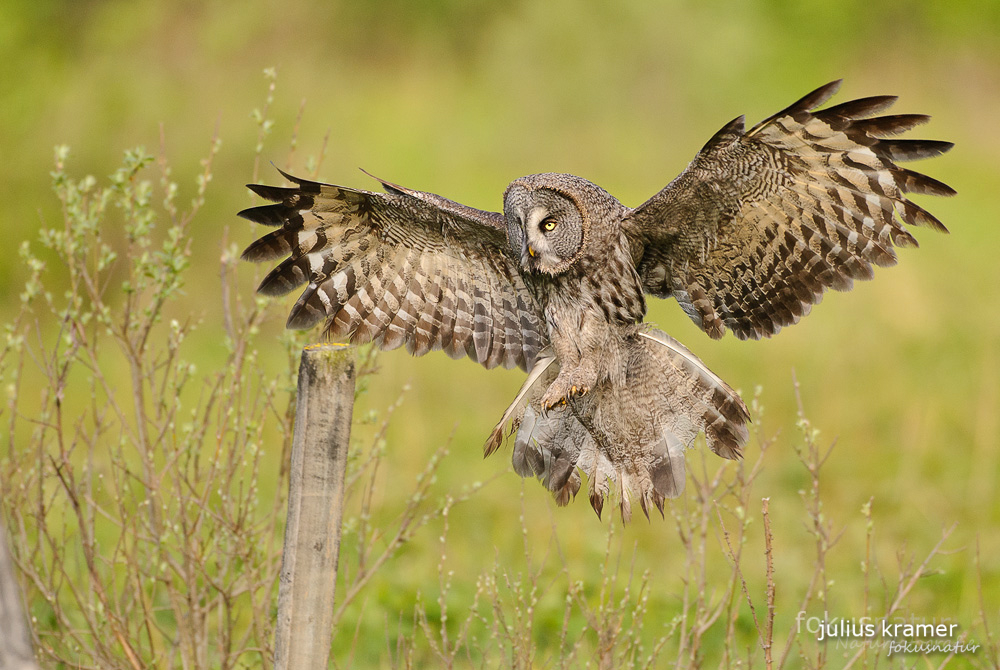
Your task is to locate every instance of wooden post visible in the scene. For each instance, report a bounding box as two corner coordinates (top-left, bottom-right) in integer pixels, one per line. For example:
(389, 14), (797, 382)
(0, 519), (40, 670)
(273, 344), (355, 670)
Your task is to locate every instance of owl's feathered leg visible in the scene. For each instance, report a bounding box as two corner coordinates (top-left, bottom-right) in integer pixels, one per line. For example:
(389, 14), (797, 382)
(538, 323), (600, 409)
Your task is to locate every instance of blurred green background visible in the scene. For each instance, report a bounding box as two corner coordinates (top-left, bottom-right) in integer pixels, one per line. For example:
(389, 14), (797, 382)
(3, 0), (999, 664)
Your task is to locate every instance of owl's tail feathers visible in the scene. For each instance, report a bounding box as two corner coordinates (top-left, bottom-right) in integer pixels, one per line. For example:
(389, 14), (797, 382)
(483, 350), (594, 508)
(637, 330), (750, 462)
(484, 330), (750, 522)
(509, 404), (689, 522)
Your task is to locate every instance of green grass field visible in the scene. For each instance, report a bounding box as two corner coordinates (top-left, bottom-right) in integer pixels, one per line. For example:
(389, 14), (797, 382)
(1, 1), (998, 667)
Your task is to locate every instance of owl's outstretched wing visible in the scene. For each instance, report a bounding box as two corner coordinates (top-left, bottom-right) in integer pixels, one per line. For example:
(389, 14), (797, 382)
(623, 80), (955, 340)
(239, 169), (545, 370)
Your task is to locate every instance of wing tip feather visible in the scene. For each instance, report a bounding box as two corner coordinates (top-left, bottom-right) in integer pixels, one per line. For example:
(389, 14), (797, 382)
(799, 79), (843, 110)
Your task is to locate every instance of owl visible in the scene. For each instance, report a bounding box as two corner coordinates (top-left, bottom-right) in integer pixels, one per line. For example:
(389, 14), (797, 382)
(240, 81), (953, 521)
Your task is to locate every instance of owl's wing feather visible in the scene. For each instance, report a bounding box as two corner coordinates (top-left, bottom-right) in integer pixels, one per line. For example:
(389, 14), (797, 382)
(623, 80), (955, 340)
(240, 168), (546, 370)
(484, 348), (558, 457)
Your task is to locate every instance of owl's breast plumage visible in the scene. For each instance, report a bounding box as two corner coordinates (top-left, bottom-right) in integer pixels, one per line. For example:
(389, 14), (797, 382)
(539, 232), (646, 327)
(526, 230), (646, 389)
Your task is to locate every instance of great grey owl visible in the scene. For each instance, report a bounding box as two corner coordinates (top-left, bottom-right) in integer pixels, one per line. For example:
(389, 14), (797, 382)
(239, 81), (953, 521)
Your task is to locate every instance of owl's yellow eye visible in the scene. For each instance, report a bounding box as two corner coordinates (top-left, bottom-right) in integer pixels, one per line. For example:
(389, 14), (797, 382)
(541, 217), (558, 232)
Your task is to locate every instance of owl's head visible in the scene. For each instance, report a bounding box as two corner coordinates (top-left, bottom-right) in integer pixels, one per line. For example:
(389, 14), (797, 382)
(503, 173), (621, 276)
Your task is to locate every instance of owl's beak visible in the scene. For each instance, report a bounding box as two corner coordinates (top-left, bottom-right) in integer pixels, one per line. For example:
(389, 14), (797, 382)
(527, 246), (536, 258)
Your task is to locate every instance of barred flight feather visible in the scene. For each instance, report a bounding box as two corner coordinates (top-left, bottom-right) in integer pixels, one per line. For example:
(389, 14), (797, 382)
(626, 80), (954, 340)
(239, 170), (546, 370)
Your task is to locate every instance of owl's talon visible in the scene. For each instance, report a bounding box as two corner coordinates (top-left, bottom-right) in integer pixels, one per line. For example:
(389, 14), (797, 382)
(541, 369), (596, 410)
(540, 393), (561, 411)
